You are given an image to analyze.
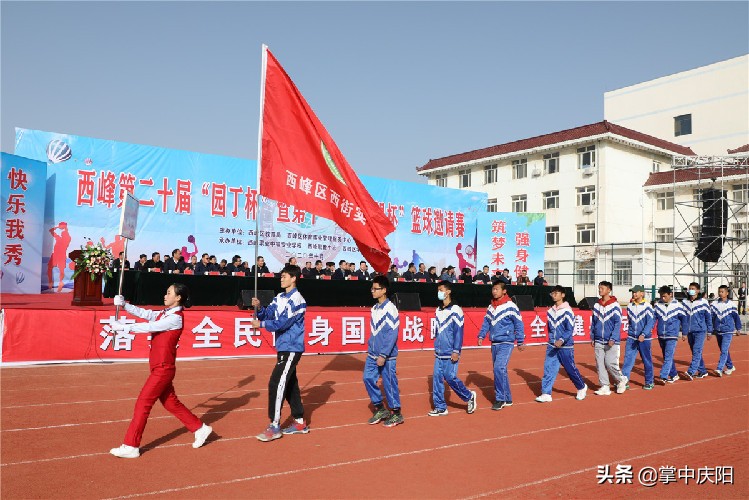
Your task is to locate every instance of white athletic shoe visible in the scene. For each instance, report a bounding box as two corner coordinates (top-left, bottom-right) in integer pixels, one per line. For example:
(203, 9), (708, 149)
(576, 385), (588, 401)
(192, 423), (213, 449)
(616, 376), (628, 394)
(724, 367), (736, 375)
(110, 444), (140, 458)
(535, 394), (552, 403)
(594, 386), (612, 396)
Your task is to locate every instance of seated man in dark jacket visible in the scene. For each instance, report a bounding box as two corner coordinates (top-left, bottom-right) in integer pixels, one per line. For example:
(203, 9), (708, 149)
(163, 248), (186, 274)
(332, 260), (349, 280)
(414, 263), (428, 281)
(251, 255), (271, 275)
(145, 252), (164, 271)
(354, 261), (371, 281)
(459, 267), (474, 283)
(474, 265), (492, 284)
(402, 263), (417, 282)
(194, 253), (211, 274)
(133, 254), (148, 271)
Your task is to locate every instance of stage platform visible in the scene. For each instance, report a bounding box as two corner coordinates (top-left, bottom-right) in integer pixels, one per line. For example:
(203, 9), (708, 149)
(1, 292), (594, 365)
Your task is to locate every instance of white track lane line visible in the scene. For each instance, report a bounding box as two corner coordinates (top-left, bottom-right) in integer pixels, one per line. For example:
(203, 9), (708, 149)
(462, 429), (748, 499)
(99, 397), (749, 499)
(2, 393), (744, 472)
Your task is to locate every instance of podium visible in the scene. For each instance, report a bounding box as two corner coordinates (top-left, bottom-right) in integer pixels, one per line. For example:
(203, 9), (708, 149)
(69, 250), (104, 306)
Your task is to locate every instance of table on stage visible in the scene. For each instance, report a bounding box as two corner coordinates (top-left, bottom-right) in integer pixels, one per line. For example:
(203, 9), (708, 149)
(104, 271), (573, 309)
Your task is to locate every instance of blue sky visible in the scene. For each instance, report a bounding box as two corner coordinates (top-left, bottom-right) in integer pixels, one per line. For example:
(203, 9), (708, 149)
(2, 1), (747, 183)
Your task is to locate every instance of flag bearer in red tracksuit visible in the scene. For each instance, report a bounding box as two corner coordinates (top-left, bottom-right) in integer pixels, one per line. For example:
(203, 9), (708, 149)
(109, 284), (212, 458)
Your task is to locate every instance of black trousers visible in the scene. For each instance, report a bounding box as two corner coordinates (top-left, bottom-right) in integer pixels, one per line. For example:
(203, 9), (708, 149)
(268, 351), (304, 422)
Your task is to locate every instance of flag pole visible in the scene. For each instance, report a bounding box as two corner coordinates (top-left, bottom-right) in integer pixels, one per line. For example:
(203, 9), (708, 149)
(254, 44), (268, 308)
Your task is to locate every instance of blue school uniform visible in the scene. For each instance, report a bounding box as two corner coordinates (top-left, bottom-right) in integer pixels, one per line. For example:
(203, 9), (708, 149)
(477, 295), (525, 403)
(432, 303), (472, 411)
(710, 299), (741, 371)
(540, 302), (585, 395)
(363, 299), (401, 409)
(621, 300), (656, 385)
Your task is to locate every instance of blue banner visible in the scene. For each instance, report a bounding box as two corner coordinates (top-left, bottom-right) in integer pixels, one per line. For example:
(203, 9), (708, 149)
(15, 128), (486, 291)
(1, 153), (47, 294)
(475, 212), (545, 283)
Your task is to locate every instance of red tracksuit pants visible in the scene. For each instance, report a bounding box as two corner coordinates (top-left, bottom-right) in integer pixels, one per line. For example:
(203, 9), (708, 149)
(123, 363), (201, 447)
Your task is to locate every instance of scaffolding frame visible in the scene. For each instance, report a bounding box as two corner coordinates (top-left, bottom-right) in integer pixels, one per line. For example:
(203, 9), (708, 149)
(670, 154), (749, 296)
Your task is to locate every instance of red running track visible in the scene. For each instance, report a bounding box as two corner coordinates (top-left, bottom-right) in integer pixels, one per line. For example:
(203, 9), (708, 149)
(1, 337), (747, 498)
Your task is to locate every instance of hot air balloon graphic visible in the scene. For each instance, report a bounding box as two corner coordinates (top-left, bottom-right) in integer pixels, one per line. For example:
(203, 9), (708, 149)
(47, 139), (72, 164)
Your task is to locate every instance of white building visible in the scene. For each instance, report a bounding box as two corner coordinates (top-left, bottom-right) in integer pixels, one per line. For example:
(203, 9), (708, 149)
(604, 54), (749, 156)
(417, 120), (697, 300)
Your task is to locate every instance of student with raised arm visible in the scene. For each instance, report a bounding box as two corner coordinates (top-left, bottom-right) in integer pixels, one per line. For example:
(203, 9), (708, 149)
(251, 265), (308, 441)
(108, 284), (212, 458)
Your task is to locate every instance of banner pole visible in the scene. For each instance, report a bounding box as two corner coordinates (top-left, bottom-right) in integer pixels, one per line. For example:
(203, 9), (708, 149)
(115, 237), (128, 320)
(254, 44), (269, 309)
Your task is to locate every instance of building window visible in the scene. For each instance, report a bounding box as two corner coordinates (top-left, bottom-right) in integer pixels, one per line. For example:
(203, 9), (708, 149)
(732, 263), (749, 287)
(459, 169), (471, 188)
(732, 223), (749, 240)
(543, 190), (559, 209)
(511, 195), (527, 213)
(546, 226), (559, 246)
(577, 145), (596, 169)
(655, 227), (674, 242)
(674, 114), (692, 136)
(733, 184), (749, 204)
(691, 224), (702, 240)
(613, 260), (632, 286)
(484, 164), (497, 184)
(544, 152), (560, 174)
(434, 173), (447, 187)
(657, 191), (674, 210)
(487, 198), (497, 213)
(576, 260), (595, 285)
(544, 261), (559, 284)
(576, 185), (596, 206)
(652, 160), (661, 173)
(512, 159), (527, 179)
(577, 223), (595, 244)
(692, 189), (703, 208)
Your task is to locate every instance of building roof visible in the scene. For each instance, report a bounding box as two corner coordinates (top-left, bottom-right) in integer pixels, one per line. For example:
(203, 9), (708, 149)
(728, 144), (749, 154)
(417, 120), (696, 173)
(644, 165), (749, 188)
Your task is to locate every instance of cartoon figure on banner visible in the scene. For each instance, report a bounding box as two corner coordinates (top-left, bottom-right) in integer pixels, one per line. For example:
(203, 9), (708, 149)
(47, 221), (71, 293)
(181, 234), (199, 262)
(455, 242), (476, 272)
(101, 234), (126, 258)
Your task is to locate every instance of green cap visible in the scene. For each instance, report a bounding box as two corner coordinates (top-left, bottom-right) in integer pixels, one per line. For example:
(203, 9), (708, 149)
(629, 285), (645, 293)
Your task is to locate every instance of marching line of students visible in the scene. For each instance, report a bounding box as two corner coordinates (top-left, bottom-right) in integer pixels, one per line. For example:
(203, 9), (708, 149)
(108, 273), (741, 458)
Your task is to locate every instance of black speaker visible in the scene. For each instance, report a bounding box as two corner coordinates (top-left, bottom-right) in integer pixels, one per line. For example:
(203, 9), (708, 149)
(577, 297), (599, 310)
(695, 189), (728, 263)
(512, 295), (535, 311)
(392, 292), (422, 311)
(238, 289), (275, 310)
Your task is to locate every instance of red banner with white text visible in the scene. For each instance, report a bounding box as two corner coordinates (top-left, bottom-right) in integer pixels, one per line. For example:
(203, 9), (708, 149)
(1, 308), (642, 365)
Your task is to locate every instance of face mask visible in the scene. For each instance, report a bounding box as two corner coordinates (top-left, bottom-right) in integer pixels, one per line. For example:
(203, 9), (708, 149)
(437, 291), (446, 301)
(688, 289), (696, 296)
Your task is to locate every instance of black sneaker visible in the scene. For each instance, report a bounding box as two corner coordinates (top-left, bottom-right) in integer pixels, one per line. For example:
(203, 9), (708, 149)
(383, 412), (404, 428)
(696, 371), (709, 379)
(491, 400), (506, 411)
(367, 407), (391, 425)
(503, 401), (513, 407)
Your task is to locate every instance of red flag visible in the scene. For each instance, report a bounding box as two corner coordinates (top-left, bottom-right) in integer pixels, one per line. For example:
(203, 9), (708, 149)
(259, 48), (395, 273)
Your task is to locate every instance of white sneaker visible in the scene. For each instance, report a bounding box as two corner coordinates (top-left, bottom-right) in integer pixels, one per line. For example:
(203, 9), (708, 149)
(594, 386), (612, 396)
(576, 385), (588, 400)
(724, 367), (736, 375)
(110, 444), (140, 458)
(616, 377), (628, 394)
(192, 423), (213, 449)
(535, 394), (552, 403)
